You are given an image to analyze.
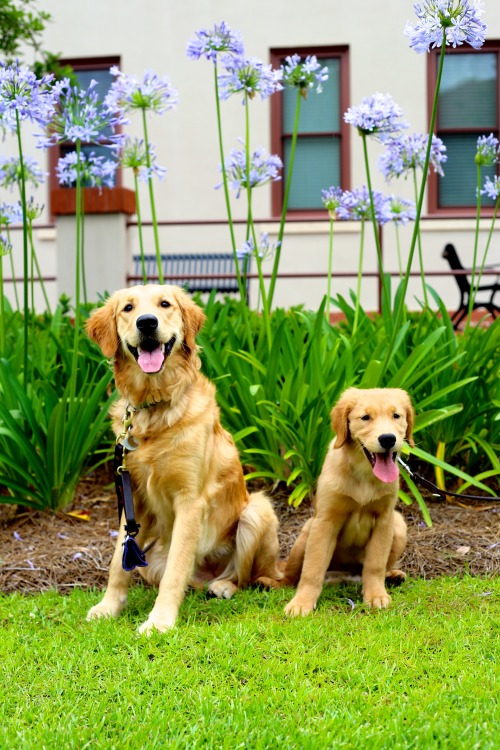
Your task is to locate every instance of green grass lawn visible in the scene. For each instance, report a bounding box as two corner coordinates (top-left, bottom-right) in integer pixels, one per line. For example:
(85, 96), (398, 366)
(1, 577), (498, 749)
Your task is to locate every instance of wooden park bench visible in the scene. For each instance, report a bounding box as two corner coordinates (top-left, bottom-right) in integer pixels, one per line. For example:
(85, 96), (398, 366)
(129, 253), (250, 297)
(442, 243), (500, 328)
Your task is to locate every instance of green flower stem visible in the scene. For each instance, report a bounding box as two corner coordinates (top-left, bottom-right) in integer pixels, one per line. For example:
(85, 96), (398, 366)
(413, 167), (429, 307)
(268, 87), (302, 309)
(361, 132), (390, 314)
(326, 217), (334, 321)
(80, 189), (87, 305)
(466, 163), (482, 329)
(381, 34), (447, 379)
(471, 196), (500, 312)
(0, 248), (4, 356)
(15, 110), (29, 388)
(70, 140), (83, 404)
(6, 227), (19, 310)
(133, 169), (148, 284)
(353, 218), (365, 335)
(141, 108), (164, 284)
(244, 92), (271, 349)
(212, 62), (253, 354)
(395, 223), (403, 278)
(27, 219), (51, 314)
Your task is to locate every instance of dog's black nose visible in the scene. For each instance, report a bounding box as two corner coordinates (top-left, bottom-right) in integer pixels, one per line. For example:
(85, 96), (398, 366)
(136, 314), (158, 334)
(378, 433), (396, 450)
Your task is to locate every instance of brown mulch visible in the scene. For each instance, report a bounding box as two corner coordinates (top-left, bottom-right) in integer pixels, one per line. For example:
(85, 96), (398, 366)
(0, 466), (499, 594)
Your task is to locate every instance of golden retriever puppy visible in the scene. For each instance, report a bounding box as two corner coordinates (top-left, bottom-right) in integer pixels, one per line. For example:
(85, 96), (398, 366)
(86, 284), (282, 633)
(284, 387), (414, 616)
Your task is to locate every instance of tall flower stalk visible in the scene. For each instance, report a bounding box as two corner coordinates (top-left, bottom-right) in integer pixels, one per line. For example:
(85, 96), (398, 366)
(467, 135), (500, 327)
(268, 55), (328, 309)
(106, 67), (178, 284)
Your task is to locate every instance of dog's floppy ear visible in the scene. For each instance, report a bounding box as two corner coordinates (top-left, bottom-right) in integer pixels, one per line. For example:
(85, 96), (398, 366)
(403, 392), (415, 448)
(86, 296), (118, 358)
(175, 288), (206, 354)
(331, 388), (357, 449)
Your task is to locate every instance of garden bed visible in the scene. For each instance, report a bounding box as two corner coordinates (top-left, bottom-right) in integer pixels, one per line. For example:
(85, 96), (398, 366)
(0, 465), (498, 594)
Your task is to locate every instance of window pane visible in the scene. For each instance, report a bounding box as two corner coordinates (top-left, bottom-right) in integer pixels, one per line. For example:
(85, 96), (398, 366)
(439, 52), (497, 129)
(283, 58), (340, 134)
(438, 134), (495, 207)
(74, 68), (114, 104)
(284, 136), (340, 209)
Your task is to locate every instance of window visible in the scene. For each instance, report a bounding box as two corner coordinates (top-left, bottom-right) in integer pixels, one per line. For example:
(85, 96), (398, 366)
(49, 57), (121, 202)
(270, 46), (350, 215)
(428, 42), (500, 214)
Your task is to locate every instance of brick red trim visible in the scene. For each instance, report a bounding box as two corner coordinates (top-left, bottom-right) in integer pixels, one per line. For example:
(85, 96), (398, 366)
(51, 186), (136, 215)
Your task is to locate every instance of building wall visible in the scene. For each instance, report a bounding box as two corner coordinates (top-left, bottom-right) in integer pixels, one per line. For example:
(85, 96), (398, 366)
(3, 0), (500, 311)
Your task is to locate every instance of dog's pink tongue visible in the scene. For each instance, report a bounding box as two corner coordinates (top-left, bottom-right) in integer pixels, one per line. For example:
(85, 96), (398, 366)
(137, 347), (164, 373)
(373, 454), (399, 483)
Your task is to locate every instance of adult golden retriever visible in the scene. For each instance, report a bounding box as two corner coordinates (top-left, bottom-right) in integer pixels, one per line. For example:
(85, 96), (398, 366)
(284, 387), (414, 616)
(86, 284), (282, 633)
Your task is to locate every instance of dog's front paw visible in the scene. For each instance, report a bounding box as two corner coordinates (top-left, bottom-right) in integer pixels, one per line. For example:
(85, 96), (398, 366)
(364, 591), (392, 609)
(86, 595), (127, 621)
(138, 612), (177, 635)
(207, 579), (238, 599)
(284, 595), (315, 617)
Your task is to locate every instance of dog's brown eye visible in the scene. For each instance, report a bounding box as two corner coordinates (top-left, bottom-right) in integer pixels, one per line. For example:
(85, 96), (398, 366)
(160, 300), (171, 308)
(361, 415), (370, 421)
(393, 413), (401, 419)
(123, 304), (133, 313)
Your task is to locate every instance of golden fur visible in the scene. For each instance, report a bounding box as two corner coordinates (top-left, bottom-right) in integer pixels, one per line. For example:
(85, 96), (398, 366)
(284, 387), (414, 616)
(86, 284), (282, 633)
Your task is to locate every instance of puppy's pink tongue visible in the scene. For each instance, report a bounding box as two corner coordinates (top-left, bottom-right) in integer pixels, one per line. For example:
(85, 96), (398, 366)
(137, 347), (164, 373)
(373, 454), (399, 483)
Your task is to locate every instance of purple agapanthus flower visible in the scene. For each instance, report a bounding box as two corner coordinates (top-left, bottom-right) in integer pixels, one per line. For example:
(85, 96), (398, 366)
(344, 93), (408, 142)
(281, 54), (329, 98)
(337, 185), (389, 223)
(0, 62), (59, 132)
(218, 56), (283, 102)
(0, 155), (46, 190)
(119, 136), (167, 182)
(481, 175), (500, 201)
(40, 78), (125, 149)
(105, 67), (178, 116)
(0, 201), (23, 225)
(475, 134), (500, 166)
(384, 195), (417, 225)
(57, 151), (118, 189)
(405, 1), (487, 54)
(321, 186), (344, 218)
(22, 196), (44, 221)
(0, 233), (12, 255)
(379, 132), (447, 181)
(237, 232), (280, 260)
(218, 144), (282, 197)
(186, 22), (244, 62)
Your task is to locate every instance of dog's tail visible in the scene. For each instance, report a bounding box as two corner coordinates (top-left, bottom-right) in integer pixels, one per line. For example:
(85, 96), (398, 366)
(234, 491), (283, 588)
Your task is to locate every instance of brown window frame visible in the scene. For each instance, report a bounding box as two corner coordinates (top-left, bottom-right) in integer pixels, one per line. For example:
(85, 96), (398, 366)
(48, 56), (122, 212)
(270, 45), (350, 219)
(427, 41), (500, 217)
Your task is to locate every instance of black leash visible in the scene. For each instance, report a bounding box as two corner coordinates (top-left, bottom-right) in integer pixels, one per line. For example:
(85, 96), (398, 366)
(114, 407), (149, 572)
(397, 456), (500, 503)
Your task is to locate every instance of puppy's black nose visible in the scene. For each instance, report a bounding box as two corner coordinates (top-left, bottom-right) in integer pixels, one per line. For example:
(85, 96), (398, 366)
(378, 433), (396, 450)
(136, 314), (158, 334)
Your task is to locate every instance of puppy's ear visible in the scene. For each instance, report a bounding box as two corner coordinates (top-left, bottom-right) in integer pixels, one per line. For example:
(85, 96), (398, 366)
(86, 297), (118, 358)
(176, 289), (206, 354)
(331, 388), (357, 449)
(403, 393), (415, 448)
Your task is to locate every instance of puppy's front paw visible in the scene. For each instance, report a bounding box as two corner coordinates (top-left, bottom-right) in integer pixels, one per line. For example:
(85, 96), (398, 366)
(138, 613), (176, 635)
(86, 595), (127, 621)
(207, 579), (238, 599)
(364, 591), (392, 609)
(284, 595), (315, 617)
